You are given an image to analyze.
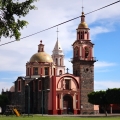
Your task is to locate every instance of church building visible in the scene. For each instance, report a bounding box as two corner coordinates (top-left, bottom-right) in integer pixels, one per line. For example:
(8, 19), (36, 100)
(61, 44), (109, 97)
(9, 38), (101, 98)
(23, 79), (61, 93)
(2, 11), (96, 114)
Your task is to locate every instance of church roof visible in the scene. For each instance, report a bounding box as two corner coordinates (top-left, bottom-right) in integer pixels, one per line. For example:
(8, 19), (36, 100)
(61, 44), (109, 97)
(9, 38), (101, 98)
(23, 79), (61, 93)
(30, 52), (53, 63)
(52, 39), (64, 55)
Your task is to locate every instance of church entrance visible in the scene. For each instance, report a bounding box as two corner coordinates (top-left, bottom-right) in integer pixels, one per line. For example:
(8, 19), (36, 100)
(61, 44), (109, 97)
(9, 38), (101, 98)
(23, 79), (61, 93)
(63, 94), (73, 114)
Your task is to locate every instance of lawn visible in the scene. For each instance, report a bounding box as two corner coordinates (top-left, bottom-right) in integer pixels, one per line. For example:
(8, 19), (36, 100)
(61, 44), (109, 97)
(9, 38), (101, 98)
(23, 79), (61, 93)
(0, 116), (120, 120)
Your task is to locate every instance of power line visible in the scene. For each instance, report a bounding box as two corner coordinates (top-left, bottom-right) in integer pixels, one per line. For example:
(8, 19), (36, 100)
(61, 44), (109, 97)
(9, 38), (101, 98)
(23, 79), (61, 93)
(0, 0), (120, 47)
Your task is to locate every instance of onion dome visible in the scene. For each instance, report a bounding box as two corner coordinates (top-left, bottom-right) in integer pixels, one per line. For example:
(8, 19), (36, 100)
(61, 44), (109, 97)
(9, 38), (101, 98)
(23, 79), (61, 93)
(78, 12), (88, 29)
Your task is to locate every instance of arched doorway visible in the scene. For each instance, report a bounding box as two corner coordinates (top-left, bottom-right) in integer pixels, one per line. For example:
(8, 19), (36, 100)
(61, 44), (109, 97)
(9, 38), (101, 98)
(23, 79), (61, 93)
(63, 94), (73, 114)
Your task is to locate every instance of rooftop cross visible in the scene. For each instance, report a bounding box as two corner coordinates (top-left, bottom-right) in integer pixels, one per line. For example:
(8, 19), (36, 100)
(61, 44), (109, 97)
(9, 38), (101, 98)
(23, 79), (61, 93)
(66, 68), (69, 73)
(56, 27), (59, 40)
(40, 40), (42, 44)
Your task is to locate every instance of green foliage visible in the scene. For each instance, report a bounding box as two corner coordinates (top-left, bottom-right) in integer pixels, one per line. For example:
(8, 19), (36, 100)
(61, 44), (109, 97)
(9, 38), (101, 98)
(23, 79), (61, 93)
(0, 0), (37, 40)
(0, 94), (9, 107)
(88, 88), (120, 116)
(88, 91), (108, 105)
(106, 88), (120, 104)
(88, 88), (120, 105)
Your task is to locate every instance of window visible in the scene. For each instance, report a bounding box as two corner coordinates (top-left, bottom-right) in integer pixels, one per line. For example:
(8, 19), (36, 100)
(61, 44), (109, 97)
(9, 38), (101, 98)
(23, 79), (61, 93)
(59, 70), (62, 75)
(18, 80), (21, 91)
(60, 58), (61, 66)
(27, 68), (29, 75)
(53, 68), (55, 76)
(65, 80), (71, 90)
(45, 67), (49, 75)
(33, 67), (38, 75)
(56, 58), (58, 65)
(74, 47), (79, 57)
(85, 47), (89, 58)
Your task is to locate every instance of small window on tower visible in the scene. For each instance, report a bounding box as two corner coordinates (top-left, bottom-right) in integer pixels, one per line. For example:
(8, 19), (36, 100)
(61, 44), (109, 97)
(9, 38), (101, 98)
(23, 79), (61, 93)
(59, 70), (62, 75)
(85, 47), (89, 58)
(18, 80), (21, 92)
(60, 58), (62, 66)
(74, 47), (79, 57)
(33, 67), (38, 75)
(56, 58), (58, 65)
(45, 67), (49, 75)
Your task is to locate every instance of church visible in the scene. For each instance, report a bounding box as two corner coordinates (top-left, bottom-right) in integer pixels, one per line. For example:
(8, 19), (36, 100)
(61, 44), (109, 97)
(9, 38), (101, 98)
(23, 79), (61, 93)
(2, 11), (97, 114)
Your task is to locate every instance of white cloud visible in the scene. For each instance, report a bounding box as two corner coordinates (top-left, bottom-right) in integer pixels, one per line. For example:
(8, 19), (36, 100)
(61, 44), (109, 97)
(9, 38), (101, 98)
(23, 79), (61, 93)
(94, 80), (120, 91)
(0, 0), (120, 75)
(94, 61), (116, 68)
(90, 26), (111, 40)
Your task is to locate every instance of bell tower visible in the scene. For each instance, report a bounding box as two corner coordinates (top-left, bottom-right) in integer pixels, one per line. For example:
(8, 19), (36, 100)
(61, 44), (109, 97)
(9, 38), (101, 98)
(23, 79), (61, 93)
(52, 28), (65, 75)
(71, 11), (96, 113)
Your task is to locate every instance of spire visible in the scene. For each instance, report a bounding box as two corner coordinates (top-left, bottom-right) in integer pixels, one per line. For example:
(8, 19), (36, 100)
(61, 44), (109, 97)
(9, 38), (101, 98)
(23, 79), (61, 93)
(56, 27), (59, 40)
(81, 0), (85, 23)
(53, 39), (64, 55)
(77, 1), (88, 29)
(52, 28), (63, 55)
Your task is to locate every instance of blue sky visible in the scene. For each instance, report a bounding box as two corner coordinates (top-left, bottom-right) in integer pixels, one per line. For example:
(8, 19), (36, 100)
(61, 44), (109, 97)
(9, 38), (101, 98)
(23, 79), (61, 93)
(0, 0), (120, 93)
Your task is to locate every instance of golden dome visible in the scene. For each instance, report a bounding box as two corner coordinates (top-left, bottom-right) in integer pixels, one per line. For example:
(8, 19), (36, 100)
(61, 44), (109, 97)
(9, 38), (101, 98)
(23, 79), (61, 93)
(30, 52), (53, 63)
(78, 22), (88, 28)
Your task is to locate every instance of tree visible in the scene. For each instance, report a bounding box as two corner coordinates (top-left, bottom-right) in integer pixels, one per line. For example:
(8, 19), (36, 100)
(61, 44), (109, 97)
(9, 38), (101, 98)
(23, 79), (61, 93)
(0, 94), (9, 113)
(0, 0), (37, 40)
(106, 88), (120, 104)
(88, 91), (109, 116)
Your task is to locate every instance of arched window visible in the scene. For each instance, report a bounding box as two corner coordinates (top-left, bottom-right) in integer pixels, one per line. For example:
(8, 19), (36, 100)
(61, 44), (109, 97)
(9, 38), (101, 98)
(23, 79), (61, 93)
(60, 58), (62, 66)
(85, 47), (89, 58)
(33, 67), (38, 75)
(59, 70), (62, 75)
(53, 68), (56, 76)
(74, 47), (79, 57)
(56, 58), (58, 65)
(18, 80), (21, 92)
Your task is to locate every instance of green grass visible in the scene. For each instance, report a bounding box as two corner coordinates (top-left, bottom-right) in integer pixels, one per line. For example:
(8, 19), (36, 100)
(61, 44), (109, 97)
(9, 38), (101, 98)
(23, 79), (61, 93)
(0, 116), (120, 120)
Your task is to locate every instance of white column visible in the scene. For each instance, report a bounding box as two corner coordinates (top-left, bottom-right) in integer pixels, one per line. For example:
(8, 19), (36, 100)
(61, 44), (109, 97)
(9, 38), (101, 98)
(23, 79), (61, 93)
(110, 106), (112, 114)
(73, 94), (76, 109)
(60, 93), (63, 109)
